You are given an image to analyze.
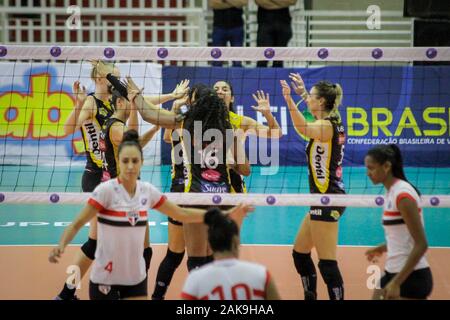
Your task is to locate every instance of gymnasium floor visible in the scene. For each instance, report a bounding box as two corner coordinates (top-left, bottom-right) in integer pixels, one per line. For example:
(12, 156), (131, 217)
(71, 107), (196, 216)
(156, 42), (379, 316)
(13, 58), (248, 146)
(1, 166), (449, 299)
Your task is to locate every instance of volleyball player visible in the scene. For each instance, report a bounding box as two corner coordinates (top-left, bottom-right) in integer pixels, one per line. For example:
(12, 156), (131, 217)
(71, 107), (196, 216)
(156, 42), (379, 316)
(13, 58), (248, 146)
(57, 61), (118, 300)
(181, 207), (280, 300)
(49, 130), (253, 300)
(151, 99), (188, 300)
(213, 80), (281, 193)
(364, 144), (432, 300)
(281, 74), (346, 300)
(179, 84), (250, 272)
(56, 63), (188, 300)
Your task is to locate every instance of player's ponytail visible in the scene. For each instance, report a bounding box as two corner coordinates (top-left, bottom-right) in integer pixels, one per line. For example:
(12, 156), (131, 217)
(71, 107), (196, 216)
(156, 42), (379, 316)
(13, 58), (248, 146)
(118, 129), (143, 159)
(204, 207), (239, 253)
(389, 144), (421, 195)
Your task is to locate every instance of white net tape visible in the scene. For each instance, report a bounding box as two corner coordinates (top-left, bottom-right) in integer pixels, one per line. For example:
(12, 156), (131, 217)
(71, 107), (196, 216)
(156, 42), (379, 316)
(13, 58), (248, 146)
(1, 45), (450, 61)
(2, 192), (450, 208)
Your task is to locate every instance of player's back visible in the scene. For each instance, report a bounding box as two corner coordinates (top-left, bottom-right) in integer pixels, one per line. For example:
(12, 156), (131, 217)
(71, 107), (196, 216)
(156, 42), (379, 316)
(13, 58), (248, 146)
(181, 258), (270, 300)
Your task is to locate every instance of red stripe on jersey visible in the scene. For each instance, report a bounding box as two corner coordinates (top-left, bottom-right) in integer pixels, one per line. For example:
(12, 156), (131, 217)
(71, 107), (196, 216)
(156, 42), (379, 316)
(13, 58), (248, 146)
(253, 289), (265, 298)
(139, 211), (147, 217)
(384, 211), (401, 217)
(180, 292), (198, 300)
(153, 195), (167, 209)
(396, 192), (417, 208)
(99, 209), (147, 218)
(88, 198), (105, 211)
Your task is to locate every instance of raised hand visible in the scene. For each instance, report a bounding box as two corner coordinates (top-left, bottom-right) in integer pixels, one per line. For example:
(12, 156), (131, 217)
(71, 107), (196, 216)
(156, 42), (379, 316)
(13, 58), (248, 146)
(72, 81), (87, 105)
(289, 73), (308, 99)
(251, 90), (271, 115)
(280, 80), (291, 99)
(125, 76), (143, 102)
(172, 79), (190, 100)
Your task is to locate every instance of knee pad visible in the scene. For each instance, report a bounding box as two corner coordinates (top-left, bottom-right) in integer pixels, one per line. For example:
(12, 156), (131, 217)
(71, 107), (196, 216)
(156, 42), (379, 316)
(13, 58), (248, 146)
(292, 251), (315, 275)
(187, 256), (207, 272)
(165, 249), (185, 270)
(318, 259), (343, 286)
(143, 247), (153, 271)
(81, 238), (97, 260)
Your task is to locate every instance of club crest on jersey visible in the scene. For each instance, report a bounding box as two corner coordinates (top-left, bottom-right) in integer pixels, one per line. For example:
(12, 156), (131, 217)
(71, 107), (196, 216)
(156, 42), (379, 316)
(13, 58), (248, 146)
(141, 198), (148, 206)
(127, 211), (140, 226)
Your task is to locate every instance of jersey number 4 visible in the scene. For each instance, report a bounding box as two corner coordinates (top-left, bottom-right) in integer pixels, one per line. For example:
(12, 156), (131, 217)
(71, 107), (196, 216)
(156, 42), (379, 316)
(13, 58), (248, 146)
(104, 262), (113, 273)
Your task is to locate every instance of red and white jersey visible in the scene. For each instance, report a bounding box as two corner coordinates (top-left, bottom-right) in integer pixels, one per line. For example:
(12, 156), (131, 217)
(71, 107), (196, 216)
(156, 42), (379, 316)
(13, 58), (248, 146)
(181, 258), (271, 300)
(383, 179), (429, 273)
(87, 178), (166, 285)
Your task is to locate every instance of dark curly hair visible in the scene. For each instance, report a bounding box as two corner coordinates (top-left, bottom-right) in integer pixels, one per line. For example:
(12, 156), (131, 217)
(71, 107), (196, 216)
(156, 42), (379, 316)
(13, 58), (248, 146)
(183, 83), (232, 152)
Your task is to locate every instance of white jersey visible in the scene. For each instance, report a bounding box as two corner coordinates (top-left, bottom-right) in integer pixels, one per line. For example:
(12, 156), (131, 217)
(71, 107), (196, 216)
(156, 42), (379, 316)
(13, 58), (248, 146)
(88, 178), (166, 285)
(383, 179), (429, 273)
(181, 258), (271, 300)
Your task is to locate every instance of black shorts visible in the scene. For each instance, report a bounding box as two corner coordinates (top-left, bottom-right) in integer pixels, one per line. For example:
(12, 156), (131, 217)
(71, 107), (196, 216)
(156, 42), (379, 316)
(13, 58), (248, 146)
(89, 277), (148, 300)
(309, 206), (346, 222)
(380, 267), (433, 299)
(169, 183), (184, 226)
(82, 169), (103, 192)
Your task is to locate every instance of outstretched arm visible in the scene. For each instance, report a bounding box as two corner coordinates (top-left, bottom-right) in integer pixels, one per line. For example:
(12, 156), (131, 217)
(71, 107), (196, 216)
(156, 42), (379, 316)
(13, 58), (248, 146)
(139, 125), (160, 148)
(241, 90), (282, 139)
(49, 204), (98, 263)
(157, 200), (254, 225)
(281, 78), (333, 141)
(143, 79), (189, 106)
(126, 76), (180, 129)
(63, 81), (88, 135)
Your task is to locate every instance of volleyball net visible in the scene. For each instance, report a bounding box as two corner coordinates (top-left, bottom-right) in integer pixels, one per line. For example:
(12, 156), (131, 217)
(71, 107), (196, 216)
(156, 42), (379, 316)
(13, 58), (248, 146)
(1, 45), (450, 207)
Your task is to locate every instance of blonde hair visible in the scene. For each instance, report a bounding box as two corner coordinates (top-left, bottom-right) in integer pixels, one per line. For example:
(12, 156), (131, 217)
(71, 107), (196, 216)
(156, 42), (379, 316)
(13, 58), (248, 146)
(313, 81), (343, 112)
(90, 61), (116, 81)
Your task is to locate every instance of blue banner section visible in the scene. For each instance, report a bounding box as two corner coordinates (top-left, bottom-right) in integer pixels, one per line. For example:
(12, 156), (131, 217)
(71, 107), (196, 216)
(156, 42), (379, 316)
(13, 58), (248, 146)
(161, 66), (450, 167)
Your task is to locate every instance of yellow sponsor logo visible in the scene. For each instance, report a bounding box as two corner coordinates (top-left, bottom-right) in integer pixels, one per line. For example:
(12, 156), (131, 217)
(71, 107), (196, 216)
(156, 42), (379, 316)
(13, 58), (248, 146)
(347, 107), (449, 137)
(0, 73), (86, 154)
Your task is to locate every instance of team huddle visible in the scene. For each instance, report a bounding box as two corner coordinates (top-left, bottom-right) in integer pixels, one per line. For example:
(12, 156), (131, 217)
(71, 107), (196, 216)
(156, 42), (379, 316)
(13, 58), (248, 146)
(48, 61), (433, 300)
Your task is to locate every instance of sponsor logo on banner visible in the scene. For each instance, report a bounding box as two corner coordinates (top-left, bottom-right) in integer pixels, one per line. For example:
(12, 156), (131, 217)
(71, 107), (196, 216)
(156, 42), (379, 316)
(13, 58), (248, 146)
(0, 62), (162, 165)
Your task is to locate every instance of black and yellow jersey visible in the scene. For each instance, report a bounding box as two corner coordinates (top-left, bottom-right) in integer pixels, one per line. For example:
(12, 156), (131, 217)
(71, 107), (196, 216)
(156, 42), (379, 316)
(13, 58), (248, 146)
(170, 130), (186, 188)
(306, 115), (345, 194)
(81, 93), (114, 171)
(99, 117), (125, 181)
(182, 122), (232, 194)
(228, 111), (247, 193)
